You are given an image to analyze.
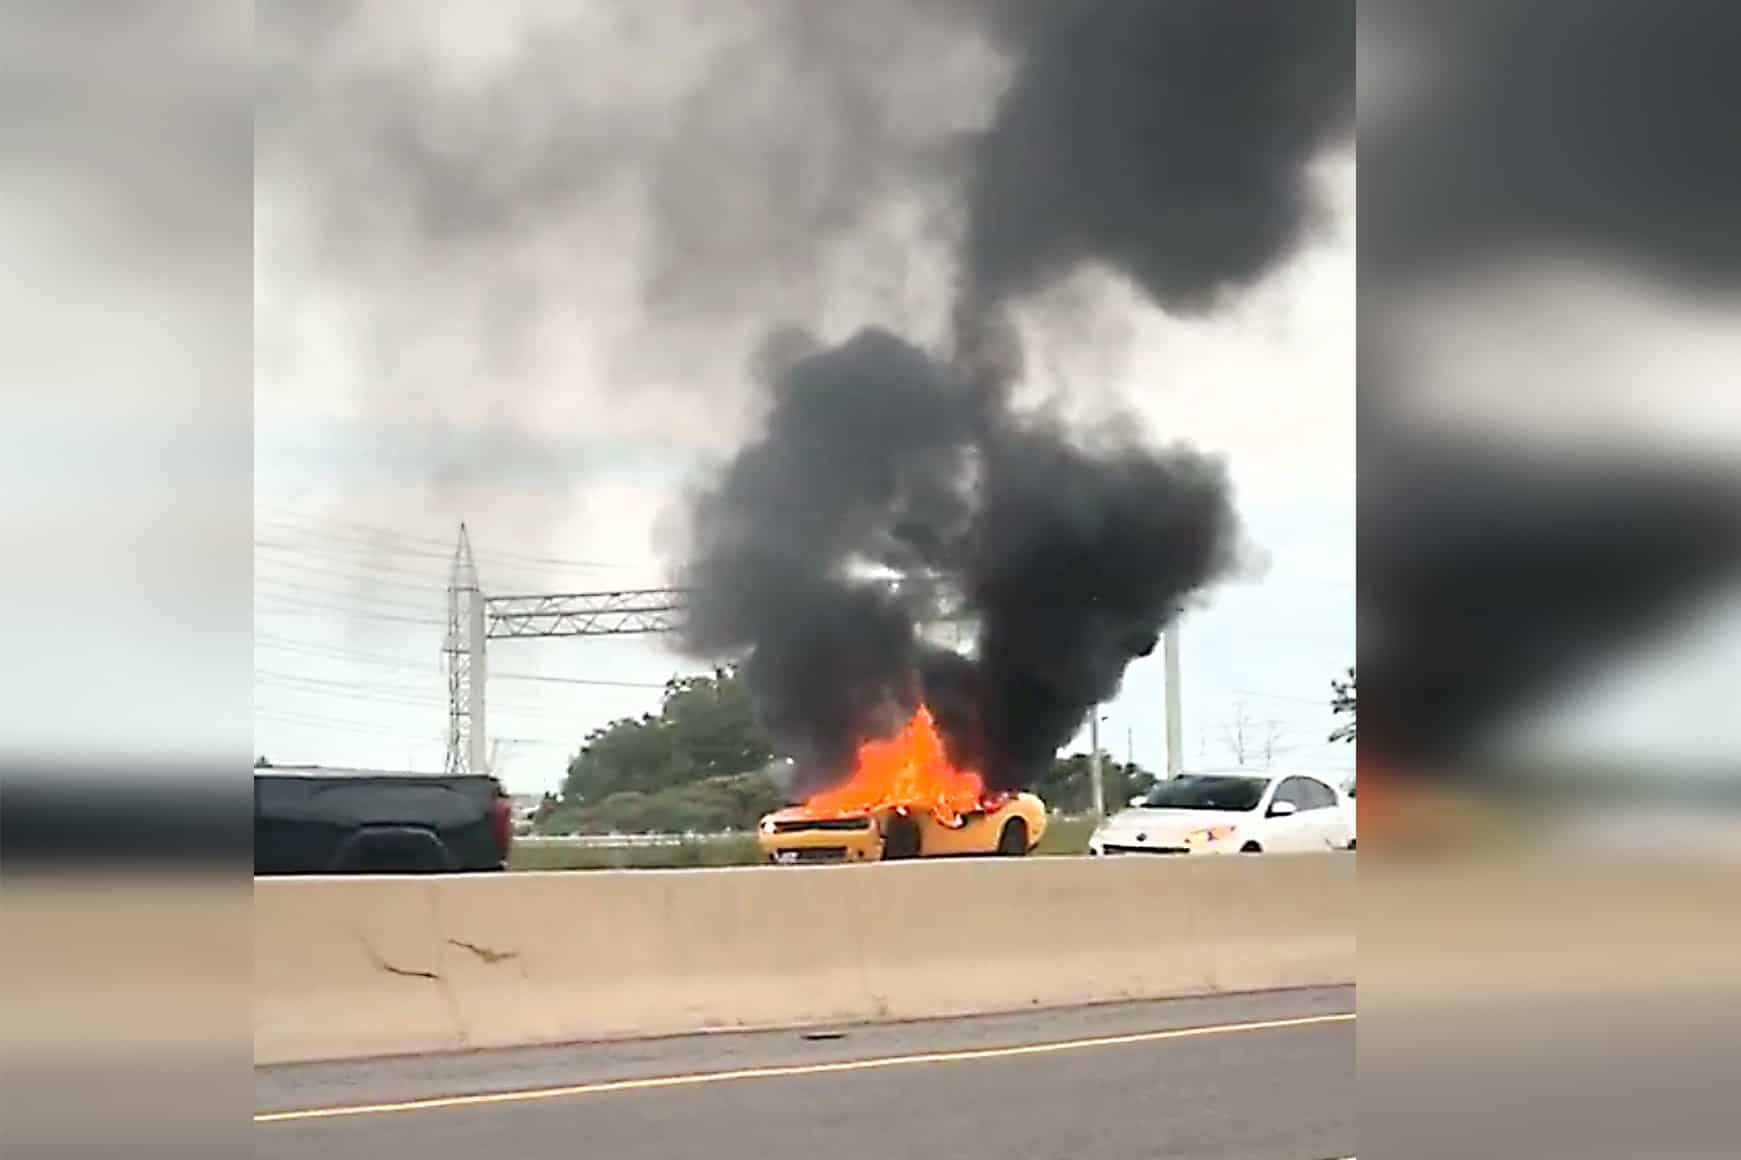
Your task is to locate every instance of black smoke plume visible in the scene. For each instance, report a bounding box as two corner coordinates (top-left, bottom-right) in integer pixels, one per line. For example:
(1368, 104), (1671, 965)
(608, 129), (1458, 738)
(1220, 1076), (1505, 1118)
(962, 0), (1354, 316)
(965, 420), (1238, 786)
(680, 329), (977, 782)
(679, 328), (1238, 794)
(679, 1), (1350, 795)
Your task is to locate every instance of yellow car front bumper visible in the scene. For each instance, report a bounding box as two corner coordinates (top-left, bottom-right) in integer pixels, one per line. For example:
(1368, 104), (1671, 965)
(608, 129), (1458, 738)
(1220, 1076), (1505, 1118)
(757, 819), (883, 864)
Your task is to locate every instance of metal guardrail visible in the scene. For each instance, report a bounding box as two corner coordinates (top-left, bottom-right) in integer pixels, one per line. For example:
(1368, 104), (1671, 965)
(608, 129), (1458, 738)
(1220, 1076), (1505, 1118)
(515, 832), (749, 848)
(519, 812), (1099, 848)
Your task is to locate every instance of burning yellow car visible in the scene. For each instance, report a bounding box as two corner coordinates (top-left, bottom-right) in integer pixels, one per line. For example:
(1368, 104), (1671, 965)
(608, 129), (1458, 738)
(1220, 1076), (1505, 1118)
(757, 793), (1047, 865)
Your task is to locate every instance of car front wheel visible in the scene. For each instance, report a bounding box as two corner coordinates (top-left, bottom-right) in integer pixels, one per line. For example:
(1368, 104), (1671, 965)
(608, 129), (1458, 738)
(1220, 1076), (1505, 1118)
(996, 818), (1029, 857)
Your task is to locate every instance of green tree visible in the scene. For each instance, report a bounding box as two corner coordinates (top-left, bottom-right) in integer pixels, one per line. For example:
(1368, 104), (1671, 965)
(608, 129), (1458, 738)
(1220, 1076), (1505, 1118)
(560, 667), (775, 805)
(1034, 753), (1158, 814)
(1328, 666), (1356, 744)
(562, 712), (680, 802)
(659, 668), (775, 779)
(537, 771), (786, 836)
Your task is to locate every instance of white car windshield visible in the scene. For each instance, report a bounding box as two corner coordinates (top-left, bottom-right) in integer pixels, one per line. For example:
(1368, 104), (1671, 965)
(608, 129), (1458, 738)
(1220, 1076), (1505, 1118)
(1138, 775), (1268, 812)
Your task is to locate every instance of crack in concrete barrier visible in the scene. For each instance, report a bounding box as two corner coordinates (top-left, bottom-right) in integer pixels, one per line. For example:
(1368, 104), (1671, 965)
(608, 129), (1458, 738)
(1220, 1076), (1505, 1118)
(380, 961), (442, 981)
(446, 938), (519, 964)
(357, 935), (442, 981)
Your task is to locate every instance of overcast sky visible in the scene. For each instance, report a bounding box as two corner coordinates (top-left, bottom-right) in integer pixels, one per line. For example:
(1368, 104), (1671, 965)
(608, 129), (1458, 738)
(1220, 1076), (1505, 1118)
(254, 1), (1356, 794)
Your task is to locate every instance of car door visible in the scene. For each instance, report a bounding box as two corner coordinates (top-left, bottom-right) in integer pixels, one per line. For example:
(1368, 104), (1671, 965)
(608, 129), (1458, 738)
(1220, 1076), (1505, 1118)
(1297, 777), (1347, 849)
(1263, 777), (1314, 852)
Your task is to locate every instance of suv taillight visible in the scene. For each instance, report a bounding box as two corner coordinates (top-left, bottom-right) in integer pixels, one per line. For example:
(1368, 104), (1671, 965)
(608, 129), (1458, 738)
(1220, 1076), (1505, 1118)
(488, 782), (513, 862)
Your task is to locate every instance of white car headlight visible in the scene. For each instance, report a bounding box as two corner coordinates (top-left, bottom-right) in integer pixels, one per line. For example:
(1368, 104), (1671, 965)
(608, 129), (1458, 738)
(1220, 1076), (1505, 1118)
(759, 818), (777, 835)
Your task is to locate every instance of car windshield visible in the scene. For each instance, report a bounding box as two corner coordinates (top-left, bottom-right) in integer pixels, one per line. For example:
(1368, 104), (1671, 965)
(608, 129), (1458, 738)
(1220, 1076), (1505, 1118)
(1139, 775), (1268, 812)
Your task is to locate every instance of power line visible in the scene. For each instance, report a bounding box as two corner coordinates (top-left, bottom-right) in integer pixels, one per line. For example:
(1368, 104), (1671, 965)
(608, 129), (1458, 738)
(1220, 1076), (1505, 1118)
(254, 707), (442, 737)
(254, 578), (447, 617)
(1232, 688), (1329, 707)
(256, 674), (446, 710)
(256, 533), (651, 595)
(257, 508), (632, 572)
(257, 510), (670, 596)
(259, 666), (545, 701)
(255, 634), (443, 671)
(254, 533), (458, 568)
(255, 669), (602, 717)
(493, 672), (671, 690)
(256, 510), (481, 552)
(253, 551), (449, 594)
(256, 668), (441, 690)
(259, 635), (671, 696)
(253, 598), (446, 626)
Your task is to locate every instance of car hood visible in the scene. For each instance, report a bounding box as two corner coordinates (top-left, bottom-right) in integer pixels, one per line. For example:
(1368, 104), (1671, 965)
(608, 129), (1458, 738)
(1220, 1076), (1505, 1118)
(763, 804), (867, 825)
(1096, 807), (1251, 841)
(763, 794), (1041, 826)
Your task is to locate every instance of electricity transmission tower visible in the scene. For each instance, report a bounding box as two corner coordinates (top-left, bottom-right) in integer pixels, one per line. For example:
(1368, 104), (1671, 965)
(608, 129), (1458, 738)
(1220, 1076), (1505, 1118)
(486, 589), (687, 638)
(442, 524), (1185, 778)
(443, 525), (487, 776)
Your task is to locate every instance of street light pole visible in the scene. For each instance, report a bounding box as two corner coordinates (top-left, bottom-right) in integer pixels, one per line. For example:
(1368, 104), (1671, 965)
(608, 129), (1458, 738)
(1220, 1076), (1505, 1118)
(1089, 709), (1105, 817)
(1164, 622), (1183, 778)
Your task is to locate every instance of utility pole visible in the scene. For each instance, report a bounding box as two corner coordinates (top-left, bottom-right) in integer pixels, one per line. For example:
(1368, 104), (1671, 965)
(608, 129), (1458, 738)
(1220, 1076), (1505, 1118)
(1089, 709), (1105, 817)
(1164, 619), (1183, 777)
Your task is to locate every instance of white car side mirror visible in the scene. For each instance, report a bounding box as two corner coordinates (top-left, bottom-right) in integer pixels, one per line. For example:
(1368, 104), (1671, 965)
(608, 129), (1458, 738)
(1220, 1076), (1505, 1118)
(1267, 800), (1298, 818)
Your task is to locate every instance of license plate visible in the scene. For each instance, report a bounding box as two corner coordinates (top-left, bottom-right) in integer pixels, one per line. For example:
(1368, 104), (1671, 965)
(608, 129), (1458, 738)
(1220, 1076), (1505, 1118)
(776, 850), (800, 864)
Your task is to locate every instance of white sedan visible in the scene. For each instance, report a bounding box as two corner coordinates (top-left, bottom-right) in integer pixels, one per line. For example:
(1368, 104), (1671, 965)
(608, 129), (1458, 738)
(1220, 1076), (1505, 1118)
(1089, 771), (1353, 856)
(1341, 774), (1356, 850)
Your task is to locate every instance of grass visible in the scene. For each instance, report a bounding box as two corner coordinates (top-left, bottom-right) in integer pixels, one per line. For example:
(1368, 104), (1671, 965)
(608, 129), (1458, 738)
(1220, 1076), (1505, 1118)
(1034, 814), (1096, 856)
(511, 813), (1100, 871)
(510, 834), (763, 872)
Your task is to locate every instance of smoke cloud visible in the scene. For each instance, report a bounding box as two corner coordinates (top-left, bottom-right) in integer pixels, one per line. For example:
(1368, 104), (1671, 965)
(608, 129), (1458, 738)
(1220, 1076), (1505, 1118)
(259, 0), (1352, 396)
(962, 0), (1355, 317)
(966, 420), (1238, 784)
(679, 329), (977, 781)
(679, 328), (1239, 793)
(260, 1), (1354, 792)
(678, 1), (1351, 793)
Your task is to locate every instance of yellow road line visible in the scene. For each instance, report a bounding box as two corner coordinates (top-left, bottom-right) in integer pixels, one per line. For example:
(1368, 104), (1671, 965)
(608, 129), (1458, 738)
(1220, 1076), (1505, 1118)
(257, 1010), (1355, 1125)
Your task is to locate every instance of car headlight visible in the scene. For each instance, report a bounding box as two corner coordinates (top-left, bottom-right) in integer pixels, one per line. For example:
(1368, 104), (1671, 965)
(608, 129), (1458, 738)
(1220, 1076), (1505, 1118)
(1183, 825), (1237, 845)
(759, 818), (776, 835)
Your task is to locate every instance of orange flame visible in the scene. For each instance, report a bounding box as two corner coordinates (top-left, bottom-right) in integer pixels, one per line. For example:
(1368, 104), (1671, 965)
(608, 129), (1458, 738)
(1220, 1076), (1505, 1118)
(801, 705), (988, 827)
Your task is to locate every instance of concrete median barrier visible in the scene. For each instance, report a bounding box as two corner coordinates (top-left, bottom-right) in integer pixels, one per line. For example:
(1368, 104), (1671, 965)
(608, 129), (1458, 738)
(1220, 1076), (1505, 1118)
(255, 852), (1353, 1064)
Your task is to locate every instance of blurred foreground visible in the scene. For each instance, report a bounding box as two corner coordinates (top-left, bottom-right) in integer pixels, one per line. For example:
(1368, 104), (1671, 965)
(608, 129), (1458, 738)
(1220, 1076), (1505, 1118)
(1361, 1), (1741, 1155)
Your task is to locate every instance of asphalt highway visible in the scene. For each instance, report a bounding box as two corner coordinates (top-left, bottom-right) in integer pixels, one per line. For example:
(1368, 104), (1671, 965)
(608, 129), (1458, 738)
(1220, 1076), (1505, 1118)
(257, 985), (1355, 1160)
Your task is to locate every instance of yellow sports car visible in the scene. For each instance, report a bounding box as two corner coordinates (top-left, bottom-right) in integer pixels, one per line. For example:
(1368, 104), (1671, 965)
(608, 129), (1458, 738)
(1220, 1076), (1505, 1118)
(756, 793), (1047, 865)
